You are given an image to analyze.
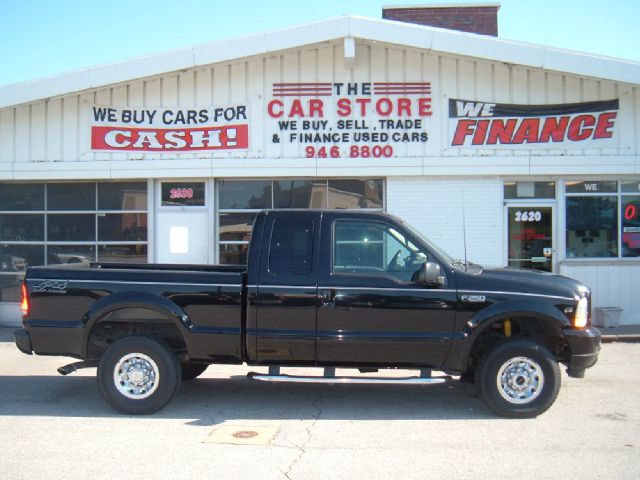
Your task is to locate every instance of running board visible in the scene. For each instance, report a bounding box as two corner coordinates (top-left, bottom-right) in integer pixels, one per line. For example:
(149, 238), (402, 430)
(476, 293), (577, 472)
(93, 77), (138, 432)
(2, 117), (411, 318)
(247, 372), (450, 385)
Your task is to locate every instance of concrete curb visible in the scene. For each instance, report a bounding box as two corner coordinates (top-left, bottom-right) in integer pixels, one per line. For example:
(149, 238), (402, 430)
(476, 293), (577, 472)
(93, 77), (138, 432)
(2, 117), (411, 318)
(601, 335), (640, 344)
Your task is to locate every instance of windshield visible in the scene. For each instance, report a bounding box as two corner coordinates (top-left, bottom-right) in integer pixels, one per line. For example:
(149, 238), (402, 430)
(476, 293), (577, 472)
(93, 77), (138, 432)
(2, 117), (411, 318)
(389, 214), (456, 266)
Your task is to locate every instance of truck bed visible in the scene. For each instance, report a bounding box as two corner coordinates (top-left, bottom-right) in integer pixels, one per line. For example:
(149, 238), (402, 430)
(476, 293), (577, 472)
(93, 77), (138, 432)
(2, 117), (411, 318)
(24, 262), (247, 362)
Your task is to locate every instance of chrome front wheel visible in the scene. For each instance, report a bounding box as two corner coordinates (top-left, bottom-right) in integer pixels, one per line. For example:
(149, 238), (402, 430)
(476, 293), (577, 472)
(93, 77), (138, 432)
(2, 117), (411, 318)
(477, 339), (560, 418)
(496, 356), (544, 405)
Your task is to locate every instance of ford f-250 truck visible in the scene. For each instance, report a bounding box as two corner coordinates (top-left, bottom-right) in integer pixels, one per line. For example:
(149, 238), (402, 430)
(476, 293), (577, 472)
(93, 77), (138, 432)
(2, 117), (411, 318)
(14, 209), (600, 418)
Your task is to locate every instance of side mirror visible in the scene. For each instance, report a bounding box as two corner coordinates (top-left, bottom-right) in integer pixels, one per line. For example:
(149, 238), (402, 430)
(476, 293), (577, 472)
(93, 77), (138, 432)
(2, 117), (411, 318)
(417, 262), (445, 286)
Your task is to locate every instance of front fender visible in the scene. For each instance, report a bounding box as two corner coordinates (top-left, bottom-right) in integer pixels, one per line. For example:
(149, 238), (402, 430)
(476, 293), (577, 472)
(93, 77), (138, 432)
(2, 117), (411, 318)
(444, 298), (571, 373)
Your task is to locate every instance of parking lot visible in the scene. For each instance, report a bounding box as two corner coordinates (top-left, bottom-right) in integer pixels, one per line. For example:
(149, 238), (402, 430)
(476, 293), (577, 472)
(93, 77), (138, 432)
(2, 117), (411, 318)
(0, 327), (638, 480)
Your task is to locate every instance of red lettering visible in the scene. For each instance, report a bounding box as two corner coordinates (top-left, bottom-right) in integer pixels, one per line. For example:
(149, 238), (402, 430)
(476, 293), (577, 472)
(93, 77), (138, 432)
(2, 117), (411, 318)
(539, 116), (570, 143)
(594, 111), (617, 139)
(486, 119), (518, 144)
(289, 99), (305, 118)
(308, 99), (324, 118)
(418, 97), (432, 116)
(472, 120), (490, 145)
(625, 204), (637, 221)
(355, 98), (371, 116)
(567, 115), (595, 141)
(267, 99), (283, 118)
(397, 98), (412, 116)
(512, 118), (540, 144)
(336, 98), (351, 117)
(451, 120), (476, 146)
(376, 98), (393, 116)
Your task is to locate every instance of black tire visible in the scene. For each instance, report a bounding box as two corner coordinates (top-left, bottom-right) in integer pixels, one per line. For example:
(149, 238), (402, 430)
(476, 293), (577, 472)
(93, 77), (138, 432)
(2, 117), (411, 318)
(476, 339), (560, 418)
(181, 362), (209, 381)
(97, 336), (181, 415)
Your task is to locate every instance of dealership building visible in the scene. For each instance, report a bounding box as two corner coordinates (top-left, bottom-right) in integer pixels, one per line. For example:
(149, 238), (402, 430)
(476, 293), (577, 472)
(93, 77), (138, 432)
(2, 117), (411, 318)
(0, 5), (639, 326)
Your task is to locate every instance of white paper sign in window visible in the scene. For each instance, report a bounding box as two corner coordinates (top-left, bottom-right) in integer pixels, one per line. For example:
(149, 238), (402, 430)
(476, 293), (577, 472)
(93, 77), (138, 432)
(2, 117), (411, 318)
(170, 226), (189, 254)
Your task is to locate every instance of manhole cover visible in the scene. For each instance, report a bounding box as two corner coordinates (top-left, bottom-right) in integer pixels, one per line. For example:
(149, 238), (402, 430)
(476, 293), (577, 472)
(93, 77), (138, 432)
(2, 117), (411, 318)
(233, 430), (259, 439)
(204, 425), (279, 445)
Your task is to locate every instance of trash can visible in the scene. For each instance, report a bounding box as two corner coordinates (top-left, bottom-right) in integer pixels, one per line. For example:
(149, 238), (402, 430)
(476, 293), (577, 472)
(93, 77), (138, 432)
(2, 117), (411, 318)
(593, 307), (623, 328)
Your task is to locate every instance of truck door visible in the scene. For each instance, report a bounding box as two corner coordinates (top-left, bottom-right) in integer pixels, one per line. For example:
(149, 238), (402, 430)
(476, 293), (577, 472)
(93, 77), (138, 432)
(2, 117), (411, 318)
(316, 212), (457, 367)
(253, 212), (320, 364)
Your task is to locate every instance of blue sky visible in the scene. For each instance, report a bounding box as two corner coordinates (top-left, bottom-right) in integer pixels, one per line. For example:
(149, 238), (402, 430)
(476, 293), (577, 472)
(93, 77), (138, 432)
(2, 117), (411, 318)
(0, 0), (638, 87)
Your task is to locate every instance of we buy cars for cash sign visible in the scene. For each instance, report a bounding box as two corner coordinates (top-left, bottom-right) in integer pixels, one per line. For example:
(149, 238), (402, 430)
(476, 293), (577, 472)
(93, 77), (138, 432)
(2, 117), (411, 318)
(90, 105), (249, 152)
(449, 98), (619, 149)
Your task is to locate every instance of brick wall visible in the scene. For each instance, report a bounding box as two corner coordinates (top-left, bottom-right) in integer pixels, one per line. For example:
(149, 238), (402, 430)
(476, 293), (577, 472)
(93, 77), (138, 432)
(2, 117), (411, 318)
(383, 5), (499, 36)
(387, 177), (504, 266)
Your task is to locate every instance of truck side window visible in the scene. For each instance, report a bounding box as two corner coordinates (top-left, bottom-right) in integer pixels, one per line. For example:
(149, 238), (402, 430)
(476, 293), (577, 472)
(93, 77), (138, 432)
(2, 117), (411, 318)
(333, 220), (427, 282)
(268, 218), (314, 275)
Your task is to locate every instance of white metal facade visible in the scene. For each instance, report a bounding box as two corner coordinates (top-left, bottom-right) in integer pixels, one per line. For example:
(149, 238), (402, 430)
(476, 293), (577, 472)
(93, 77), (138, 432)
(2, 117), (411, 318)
(0, 17), (639, 325)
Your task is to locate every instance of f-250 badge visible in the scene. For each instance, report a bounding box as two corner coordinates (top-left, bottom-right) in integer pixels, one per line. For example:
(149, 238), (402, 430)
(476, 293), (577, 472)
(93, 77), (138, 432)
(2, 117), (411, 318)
(33, 280), (69, 294)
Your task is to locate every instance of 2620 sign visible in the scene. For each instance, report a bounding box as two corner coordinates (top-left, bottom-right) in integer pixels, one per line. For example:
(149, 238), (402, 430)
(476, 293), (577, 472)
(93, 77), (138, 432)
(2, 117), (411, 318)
(514, 210), (543, 222)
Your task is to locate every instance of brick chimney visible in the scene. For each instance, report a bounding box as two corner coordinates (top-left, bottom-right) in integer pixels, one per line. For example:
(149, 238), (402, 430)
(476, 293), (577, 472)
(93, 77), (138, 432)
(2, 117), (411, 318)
(382, 3), (500, 37)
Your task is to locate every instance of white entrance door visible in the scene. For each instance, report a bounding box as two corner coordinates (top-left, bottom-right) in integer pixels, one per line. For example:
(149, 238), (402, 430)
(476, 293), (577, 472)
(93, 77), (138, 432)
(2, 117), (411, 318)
(156, 211), (209, 264)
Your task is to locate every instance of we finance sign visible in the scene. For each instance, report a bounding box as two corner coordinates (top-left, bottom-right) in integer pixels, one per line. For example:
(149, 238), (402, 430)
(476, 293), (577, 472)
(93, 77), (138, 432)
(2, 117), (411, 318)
(448, 99), (618, 149)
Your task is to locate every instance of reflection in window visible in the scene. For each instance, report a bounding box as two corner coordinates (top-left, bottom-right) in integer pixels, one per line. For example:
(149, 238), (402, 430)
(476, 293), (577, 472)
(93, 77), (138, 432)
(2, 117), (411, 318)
(98, 213), (147, 241)
(0, 183), (44, 211)
(0, 214), (44, 241)
(333, 220), (426, 283)
(217, 179), (384, 265)
(98, 183), (147, 210)
(269, 219), (314, 275)
(329, 179), (383, 209)
(219, 243), (249, 265)
(47, 183), (96, 211)
(219, 180), (272, 209)
(98, 244), (147, 263)
(0, 182), (148, 275)
(48, 214), (95, 241)
(219, 213), (256, 242)
(566, 197), (618, 258)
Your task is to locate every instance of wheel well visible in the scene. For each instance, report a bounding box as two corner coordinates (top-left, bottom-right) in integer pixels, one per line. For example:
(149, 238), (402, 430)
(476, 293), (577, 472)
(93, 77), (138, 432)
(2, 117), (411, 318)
(465, 316), (566, 373)
(87, 308), (188, 361)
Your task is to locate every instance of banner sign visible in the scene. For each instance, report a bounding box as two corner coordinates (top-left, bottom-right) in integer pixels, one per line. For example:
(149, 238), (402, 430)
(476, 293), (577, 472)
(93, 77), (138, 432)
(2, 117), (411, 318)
(266, 82), (433, 158)
(448, 99), (618, 149)
(90, 105), (249, 152)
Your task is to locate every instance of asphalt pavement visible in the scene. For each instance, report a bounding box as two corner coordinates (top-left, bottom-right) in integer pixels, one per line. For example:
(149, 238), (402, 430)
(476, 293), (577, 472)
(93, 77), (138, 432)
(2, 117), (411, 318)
(0, 327), (638, 480)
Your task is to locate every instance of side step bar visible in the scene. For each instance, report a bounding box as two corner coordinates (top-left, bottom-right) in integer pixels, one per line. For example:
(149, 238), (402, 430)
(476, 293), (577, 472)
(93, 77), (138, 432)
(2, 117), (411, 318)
(247, 367), (450, 385)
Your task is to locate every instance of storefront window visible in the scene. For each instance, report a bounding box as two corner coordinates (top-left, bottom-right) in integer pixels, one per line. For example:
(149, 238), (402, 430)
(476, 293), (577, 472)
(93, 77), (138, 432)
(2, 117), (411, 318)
(566, 197), (618, 257)
(565, 180), (640, 259)
(47, 183), (95, 210)
(0, 181), (148, 302)
(217, 179), (384, 264)
(622, 195), (640, 257)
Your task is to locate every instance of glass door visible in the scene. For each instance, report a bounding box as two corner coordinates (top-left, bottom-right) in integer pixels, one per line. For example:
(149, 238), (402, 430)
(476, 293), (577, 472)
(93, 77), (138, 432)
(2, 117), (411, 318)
(506, 205), (554, 272)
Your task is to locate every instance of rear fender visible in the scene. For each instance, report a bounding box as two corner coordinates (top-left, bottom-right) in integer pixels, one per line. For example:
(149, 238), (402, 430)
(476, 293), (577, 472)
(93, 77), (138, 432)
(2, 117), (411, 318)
(81, 291), (190, 358)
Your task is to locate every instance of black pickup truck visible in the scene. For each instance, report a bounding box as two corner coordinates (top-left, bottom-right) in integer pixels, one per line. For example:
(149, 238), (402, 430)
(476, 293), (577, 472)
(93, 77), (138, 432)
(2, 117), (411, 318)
(15, 209), (600, 417)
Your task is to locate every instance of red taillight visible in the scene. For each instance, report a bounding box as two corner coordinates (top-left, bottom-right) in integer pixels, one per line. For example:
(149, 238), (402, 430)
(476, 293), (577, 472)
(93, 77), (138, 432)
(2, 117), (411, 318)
(20, 283), (30, 317)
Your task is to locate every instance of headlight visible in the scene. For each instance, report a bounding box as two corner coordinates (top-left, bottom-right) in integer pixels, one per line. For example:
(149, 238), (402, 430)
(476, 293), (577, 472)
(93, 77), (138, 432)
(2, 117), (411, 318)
(574, 297), (589, 329)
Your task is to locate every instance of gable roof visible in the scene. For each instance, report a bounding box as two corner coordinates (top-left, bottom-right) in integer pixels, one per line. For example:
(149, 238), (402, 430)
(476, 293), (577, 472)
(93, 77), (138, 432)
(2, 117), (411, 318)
(1, 15), (639, 109)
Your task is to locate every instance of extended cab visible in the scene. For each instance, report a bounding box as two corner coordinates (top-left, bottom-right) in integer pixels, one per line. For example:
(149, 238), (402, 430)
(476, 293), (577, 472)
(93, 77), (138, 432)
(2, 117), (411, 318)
(15, 210), (601, 417)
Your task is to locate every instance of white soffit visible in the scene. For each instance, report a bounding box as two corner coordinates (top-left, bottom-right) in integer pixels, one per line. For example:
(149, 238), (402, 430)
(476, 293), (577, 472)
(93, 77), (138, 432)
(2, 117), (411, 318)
(0, 15), (638, 109)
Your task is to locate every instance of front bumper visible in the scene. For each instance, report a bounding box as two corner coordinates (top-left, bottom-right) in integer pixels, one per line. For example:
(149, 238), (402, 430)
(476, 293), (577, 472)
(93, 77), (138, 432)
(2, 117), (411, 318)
(562, 326), (601, 378)
(14, 328), (33, 355)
